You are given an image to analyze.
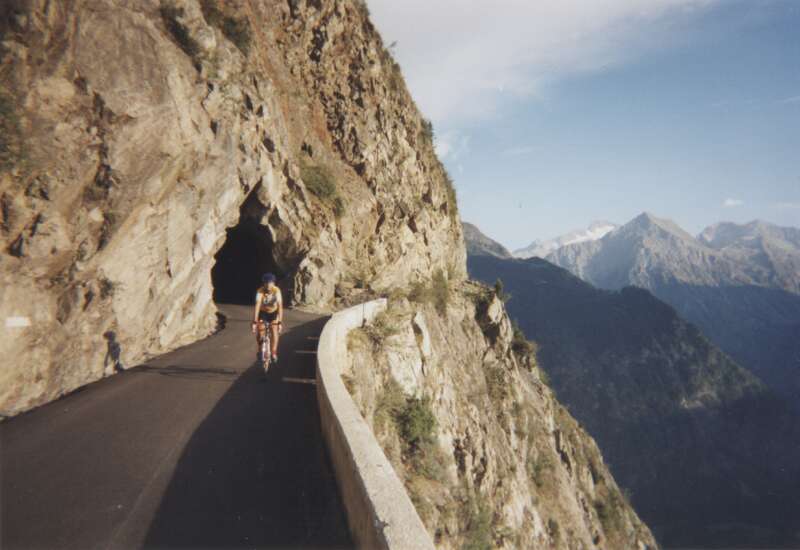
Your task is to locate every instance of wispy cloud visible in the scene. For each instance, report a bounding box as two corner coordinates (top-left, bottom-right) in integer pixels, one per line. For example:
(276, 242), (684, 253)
(774, 201), (800, 209)
(780, 95), (800, 104)
(723, 198), (744, 207)
(434, 130), (470, 160)
(367, 0), (718, 125)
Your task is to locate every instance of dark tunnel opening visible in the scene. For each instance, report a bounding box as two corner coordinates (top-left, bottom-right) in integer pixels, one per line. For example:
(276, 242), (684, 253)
(211, 189), (283, 305)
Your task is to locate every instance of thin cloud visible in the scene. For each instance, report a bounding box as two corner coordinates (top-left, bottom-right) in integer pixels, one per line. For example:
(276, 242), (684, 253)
(774, 201), (800, 209)
(367, 0), (718, 126)
(434, 131), (470, 160)
(780, 95), (800, 104)
(723, 198), (744, 207)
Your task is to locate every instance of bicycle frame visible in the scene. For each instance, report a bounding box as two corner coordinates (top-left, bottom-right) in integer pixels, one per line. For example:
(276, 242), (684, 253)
(257, 321), (271, 369)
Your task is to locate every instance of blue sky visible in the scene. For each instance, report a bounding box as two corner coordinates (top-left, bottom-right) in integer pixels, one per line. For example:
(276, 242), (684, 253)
(368, 0), (800, 250)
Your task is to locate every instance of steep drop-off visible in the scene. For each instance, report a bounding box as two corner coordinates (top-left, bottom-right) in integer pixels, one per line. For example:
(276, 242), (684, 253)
(344, 283), (656, 550)
(0, 0), (463, 415)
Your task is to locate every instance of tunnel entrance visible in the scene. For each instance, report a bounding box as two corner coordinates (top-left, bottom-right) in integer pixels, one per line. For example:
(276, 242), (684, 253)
(211, 189), (282, 305)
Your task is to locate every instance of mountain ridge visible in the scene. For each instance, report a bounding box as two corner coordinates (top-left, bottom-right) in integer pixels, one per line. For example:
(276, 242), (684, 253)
(545, 213), (800, 402)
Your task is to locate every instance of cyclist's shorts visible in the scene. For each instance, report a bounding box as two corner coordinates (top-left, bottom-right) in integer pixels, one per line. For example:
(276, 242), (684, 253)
(259, 310), (279, 324)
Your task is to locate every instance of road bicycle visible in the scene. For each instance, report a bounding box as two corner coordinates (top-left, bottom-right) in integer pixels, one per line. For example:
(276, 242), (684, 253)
(256, 320), (271, 373)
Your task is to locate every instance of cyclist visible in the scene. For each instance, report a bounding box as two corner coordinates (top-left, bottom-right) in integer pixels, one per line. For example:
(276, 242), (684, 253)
(251, 272), (283, 364)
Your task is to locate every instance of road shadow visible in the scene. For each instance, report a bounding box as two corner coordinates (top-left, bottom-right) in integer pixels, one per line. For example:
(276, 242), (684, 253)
(142, 315), (353, 549)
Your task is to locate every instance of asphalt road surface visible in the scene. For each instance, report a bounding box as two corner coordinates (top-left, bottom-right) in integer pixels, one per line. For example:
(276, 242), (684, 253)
(1, 305), (354, 549)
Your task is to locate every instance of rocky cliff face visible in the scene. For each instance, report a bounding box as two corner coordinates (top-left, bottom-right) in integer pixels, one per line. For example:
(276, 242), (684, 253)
(344, 283), (656, 550)
(0, 0), (464, 416)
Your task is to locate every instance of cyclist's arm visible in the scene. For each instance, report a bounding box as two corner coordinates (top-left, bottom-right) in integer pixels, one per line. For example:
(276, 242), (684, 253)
(277, 290), (284, 324)
(253, 291), (262, 324)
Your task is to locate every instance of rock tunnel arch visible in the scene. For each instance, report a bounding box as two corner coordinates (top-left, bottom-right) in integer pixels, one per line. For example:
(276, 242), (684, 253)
(211, 186), (286, 306)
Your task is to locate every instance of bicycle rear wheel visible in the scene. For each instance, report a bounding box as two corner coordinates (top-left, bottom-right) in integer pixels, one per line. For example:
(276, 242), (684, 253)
(261, 333), (270, 372)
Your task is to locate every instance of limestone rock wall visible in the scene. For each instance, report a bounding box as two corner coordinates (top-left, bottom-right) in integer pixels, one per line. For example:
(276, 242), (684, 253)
(344, 283), (657, 549)
(0, 0), (464, 415)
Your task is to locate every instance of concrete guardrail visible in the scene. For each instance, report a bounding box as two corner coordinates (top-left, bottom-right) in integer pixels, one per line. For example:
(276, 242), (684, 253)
(316, 299), (436, 550)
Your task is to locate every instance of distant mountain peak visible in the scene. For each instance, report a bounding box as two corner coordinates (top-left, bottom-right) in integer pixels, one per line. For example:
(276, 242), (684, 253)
(462, 221), (512, 259)
(623, 212), (696, 242)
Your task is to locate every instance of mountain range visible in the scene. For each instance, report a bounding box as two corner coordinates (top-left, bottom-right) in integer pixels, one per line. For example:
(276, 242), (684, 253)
(513, 220), (618, 259)
(464, 223), (800, 548)
(546, 213), (800, 404)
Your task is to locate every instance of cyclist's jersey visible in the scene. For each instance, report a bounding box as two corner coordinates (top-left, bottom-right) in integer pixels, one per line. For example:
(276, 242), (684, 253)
(258, 286), (281, 314)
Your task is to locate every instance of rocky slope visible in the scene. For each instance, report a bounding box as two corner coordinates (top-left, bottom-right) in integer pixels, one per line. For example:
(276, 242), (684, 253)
(513, 221), (617, 259)
(547, 213), (800, 403)
(0, 0), (465, 416)
(344, 281), (656, 550)
(467, 252), (800, 548)
(463, 221), (512, 259)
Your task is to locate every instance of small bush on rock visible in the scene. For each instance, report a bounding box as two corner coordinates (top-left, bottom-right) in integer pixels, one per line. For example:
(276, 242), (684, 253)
(200, 0), (251, 54)
(397, 395), (436, 449)
(463, 500), (492, 550)
(409, 269), (450, 316)
(160, 4), (200, 58)
(299, 160), (345, 218)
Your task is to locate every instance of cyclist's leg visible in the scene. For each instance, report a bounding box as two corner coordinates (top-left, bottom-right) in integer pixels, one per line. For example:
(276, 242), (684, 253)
(269, 321), (279, 358)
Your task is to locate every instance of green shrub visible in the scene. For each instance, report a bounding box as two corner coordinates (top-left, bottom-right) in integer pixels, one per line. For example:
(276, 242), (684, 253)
(420, 118), (434, 144)
(493, 278), (511, 302)
(362, 310), (400, 348)
(408, 268), (450, 316)
(299, 160), (345, 217)
(528, 453), (554, 488)
(200, 0), (251, 54)
(594, 491), (624, 534)
(397, 395), (436, 449)
(160, 4), (200, 58)
(374, 377), (406, 435)
(484, 366), (509, 406)
(538, 367), (551, 387)
(442, 169), (459, 222)
(99, 277), (117, 299)
(0, 87), (23, 172)
(462, 501), (492, 550)
(511, 319), (536, 356)
(547, 518), (561, 545)
(430, 269), (450, 315)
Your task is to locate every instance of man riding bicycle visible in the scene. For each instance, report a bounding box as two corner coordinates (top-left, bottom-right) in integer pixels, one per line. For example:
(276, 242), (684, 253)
(251, 272), (283, 365)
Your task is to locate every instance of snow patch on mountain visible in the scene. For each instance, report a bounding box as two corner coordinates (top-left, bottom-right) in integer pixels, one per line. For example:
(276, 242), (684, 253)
(513, 221), (618, 259)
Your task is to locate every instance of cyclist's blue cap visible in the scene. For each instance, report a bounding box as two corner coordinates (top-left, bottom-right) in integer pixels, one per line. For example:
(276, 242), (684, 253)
(262, 273), (276, 283)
